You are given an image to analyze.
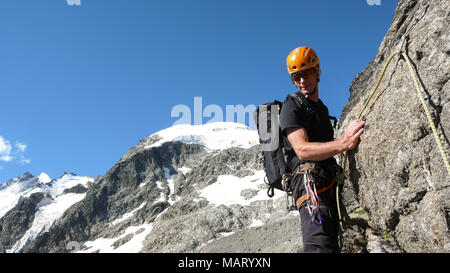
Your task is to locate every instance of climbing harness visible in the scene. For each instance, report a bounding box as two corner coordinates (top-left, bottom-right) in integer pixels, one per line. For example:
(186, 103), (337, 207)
(292, 163), (337, 225)
(303, 166), (321, 225)
(336, 1), (450, 233)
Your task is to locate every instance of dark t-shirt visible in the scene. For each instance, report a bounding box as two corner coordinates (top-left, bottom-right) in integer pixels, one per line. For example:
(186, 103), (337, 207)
(279, 92), (336, 170)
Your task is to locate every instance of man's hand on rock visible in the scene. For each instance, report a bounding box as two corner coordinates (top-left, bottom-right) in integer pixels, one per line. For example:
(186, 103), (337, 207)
(341, 119), (365, 151)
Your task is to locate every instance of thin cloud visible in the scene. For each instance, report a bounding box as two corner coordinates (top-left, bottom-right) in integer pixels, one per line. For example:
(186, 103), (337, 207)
(15, 142), (27, 152)
(0, 136), (30, 165)
(0, 136), (12, 162)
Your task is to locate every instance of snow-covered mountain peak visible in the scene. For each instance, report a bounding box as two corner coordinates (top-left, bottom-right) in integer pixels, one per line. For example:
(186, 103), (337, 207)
(0, 172), (94, 220)
(144, 122), (259, 150)
(0, 172), (43, 193)
(36, 173), (52, 185)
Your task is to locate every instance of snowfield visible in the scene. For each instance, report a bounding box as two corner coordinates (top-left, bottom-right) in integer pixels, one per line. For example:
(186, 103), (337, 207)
(144, 122), (259, 150)
(198, 170), (283, 206)
(0, 173), (51, 219)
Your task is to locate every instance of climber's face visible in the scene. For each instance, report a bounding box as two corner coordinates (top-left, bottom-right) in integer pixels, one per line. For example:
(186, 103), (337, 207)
(292, 68), (319, 97)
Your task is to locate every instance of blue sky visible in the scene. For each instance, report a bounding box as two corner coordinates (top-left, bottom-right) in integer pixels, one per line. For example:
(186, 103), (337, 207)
(0, 0), (397, 182)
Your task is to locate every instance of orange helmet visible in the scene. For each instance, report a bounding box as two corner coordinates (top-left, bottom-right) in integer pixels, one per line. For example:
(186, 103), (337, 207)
(286, 46), (321, 79)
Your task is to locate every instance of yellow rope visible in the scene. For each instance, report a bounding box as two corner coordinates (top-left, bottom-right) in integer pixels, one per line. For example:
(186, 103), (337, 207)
(336, 51), (399, 227)
(336, 50), (450, 229)
(357, 52), (399, 119)
(402, 52), (450, 175)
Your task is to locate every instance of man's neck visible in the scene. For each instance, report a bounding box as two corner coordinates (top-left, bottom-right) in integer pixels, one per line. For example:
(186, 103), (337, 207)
(300, 87), (319, 102)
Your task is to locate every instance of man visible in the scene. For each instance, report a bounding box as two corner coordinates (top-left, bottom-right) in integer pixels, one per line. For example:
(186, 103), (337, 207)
(280, 46), (365, 253)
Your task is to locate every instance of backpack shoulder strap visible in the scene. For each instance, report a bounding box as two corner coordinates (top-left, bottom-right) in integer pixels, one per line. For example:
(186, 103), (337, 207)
(286, 92), (317, 121)
(287, 92), (338, 128)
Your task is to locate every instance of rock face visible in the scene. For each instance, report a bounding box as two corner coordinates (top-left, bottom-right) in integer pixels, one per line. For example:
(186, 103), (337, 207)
(338, 0), (450, 253)
(0, 193), (45, 252)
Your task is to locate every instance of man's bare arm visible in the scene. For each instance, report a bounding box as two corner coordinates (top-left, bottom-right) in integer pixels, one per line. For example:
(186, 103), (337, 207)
(286, 119), (365, 162)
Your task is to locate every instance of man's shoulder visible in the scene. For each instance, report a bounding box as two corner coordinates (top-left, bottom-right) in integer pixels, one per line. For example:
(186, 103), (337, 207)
(282, 92), (313, 113)
(282, 92), (302, 106)
(284, 91), (302, 101)
(279, 92), (310, 132)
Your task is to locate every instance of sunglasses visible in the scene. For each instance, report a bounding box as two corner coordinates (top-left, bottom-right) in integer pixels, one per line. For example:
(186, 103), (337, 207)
(291, 68), (317, 82)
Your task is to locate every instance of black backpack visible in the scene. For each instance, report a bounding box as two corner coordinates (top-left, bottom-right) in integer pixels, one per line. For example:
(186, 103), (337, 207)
(253, 92), (337, 199)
